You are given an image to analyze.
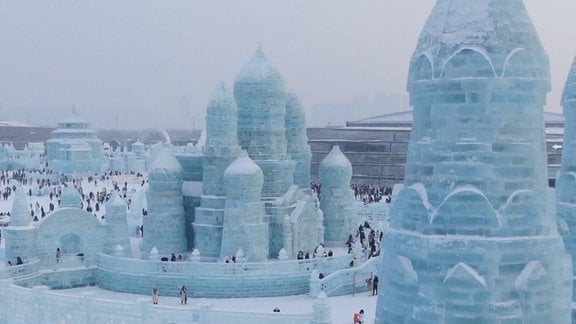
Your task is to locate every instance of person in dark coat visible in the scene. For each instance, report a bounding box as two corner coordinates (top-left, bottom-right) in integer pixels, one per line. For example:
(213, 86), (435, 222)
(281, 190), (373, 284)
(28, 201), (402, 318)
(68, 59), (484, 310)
(372, 275), (379, 296)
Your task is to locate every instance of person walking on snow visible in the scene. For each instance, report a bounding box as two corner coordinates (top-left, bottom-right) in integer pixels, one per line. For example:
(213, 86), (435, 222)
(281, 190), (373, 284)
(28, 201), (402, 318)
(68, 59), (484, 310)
(180, 285), (188, 305)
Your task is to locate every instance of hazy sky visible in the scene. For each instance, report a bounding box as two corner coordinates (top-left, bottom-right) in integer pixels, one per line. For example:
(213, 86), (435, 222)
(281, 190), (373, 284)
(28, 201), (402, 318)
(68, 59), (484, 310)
(0, 0), (575, 129)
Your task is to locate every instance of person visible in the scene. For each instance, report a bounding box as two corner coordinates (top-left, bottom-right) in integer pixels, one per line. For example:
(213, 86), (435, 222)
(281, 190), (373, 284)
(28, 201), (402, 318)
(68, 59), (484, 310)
(354, 309), (364, 324)
(152, 287), (159, 305)
(56, 248), (62, 263)
(16, 256), (23, 265)
(179, 285), (188, 304)
(171, 253), (176, 262)
(273, 307), (280, 313)
(372, 275), (379, 296)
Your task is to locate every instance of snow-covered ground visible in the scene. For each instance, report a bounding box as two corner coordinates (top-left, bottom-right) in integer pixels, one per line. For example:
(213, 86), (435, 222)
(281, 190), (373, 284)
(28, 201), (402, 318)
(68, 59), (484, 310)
(0, 173), (378, 323)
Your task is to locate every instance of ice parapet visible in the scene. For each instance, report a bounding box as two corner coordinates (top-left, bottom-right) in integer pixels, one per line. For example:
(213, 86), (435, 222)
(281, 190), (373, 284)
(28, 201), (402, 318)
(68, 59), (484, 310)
(376, 0), (573, 322)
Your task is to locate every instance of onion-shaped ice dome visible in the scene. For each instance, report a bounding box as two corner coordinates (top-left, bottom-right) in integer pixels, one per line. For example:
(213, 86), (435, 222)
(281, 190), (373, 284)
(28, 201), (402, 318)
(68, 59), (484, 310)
(205, 83), (238, 149)
(148, 146), (183, 181)
(60, 186), (82, 209)
(319, 146), (352, 186)
(224, 151), (263, 200)
(234, 47), (285, 94)
(207, 82), (237, 116)
(409, 0), (549, 83)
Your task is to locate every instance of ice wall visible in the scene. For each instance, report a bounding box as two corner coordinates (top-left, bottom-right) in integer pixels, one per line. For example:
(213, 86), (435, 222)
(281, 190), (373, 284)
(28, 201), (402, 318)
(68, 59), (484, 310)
(376, 0), (573, 322)
(557, 56), (576, 300)
(234, 47), (296, 198)
(143, 146), (187, 257)
(104, 193), (132, 257)
(319, 146), (355, 244)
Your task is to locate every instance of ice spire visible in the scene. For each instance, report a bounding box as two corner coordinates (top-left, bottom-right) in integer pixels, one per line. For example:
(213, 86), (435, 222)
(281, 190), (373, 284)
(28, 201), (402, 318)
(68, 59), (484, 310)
(285, 91), (312, 189)
(233, 47), (295, 198)
(376, 0), (572, 322)
(319, 146), (355, 244)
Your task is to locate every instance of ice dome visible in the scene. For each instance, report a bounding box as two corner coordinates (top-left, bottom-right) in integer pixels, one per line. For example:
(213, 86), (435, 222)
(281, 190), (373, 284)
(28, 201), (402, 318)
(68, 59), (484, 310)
(207, 82), (237, 116)
(60, 186), (82, 209)
(409, 0), (549, 82)
(148, 146), (183, 181)
(319, 146), (352, 184)
(224, 151), (263, 200)
(234, 47), (285, 94)
(563, 57), (576, 103)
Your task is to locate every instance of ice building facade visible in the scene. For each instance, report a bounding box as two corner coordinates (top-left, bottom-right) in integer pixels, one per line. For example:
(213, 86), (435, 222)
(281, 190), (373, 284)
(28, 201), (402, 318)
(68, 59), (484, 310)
(46, 113), (103, 175)
(558, 56), (576, 302)
(376, 0), (573, 323)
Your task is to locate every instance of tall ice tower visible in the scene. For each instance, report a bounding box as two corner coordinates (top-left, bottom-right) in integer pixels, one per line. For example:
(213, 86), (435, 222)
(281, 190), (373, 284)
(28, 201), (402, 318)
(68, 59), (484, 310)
(557, 56), (576, 301)
(376, 0), (573, 322)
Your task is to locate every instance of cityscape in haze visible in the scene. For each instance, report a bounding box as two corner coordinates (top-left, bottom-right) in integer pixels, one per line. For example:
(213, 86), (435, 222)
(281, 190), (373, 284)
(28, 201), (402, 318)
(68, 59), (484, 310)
(0, 0), (575, 130)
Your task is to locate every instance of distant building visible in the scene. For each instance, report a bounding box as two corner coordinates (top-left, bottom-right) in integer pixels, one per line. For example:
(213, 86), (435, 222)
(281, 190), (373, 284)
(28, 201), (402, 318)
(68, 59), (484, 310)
(308, 110), (564, 186)
(46, 114), (103, 175)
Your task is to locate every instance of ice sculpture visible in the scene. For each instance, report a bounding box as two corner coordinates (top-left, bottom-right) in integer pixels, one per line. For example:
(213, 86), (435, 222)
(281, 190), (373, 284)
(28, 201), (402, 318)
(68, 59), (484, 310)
(234, 47), (296, 198)
(376, 0), (573, 322)
(104, 193), (131, 257)
(45, 112), (103, 175)
(194, 83), (241, 259)
(143, 146), (187, 257)
(558, 56), (576, 300)
(285, 91), (312, 189)
(319, 146), (355, 244)
(5, 187), (37, 264)
(220, 151), (268, 261)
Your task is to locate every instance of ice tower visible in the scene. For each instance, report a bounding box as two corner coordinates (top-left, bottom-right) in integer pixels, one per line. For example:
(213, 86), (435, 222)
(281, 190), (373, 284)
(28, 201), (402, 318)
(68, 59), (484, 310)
(285, 91), (312, 189)
(5, 187), (37, 264)
(319, 146), (355, 244)
(558, 56), (576, 301)
(143, 146), (187, 257)
(234, 47), (296, 198)
(220, 151), (268, 262)
(103, 193), (131, 257)
(376, 0), (573, 322)
(193, 83), (242, 259)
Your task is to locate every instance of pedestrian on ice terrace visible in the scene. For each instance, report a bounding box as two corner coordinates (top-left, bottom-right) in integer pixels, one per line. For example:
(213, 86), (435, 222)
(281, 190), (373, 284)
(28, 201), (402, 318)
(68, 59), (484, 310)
(152, 287), (159, 305)
(180, 285), (188, 304)
(56, 248), (62, 263)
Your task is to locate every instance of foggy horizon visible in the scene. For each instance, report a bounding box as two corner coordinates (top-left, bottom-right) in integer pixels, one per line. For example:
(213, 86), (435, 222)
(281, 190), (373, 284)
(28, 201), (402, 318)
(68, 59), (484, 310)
(0, 0), (574, 130)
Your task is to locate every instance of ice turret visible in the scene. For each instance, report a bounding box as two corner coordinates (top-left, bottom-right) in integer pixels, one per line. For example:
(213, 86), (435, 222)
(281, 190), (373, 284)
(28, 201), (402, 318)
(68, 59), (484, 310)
(376, 1), (572, 322)
(233, 47), (296, 198)
(193, 83), (242, 259)
(319, 146), (355, 244)
(143, 146), (187, 257)
(104, 193), (131, 257)
(285, 91), (312, 189)
(220, 151), (268, 262)
(557, 56), (576, 301)
(60, 186), (82, 209)
(5, 187), (37, 264)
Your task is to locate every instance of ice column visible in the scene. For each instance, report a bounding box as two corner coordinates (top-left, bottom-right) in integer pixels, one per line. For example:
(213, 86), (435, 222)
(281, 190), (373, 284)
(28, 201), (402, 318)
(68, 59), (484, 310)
(376, 0), (573, 322)
(104, 193), (132, 257)
(5, 186), (37, 264)
(143, 146), (187, 257)
(220, 151), (268, 262)
(319, 146), (355, 244)
(193, 83), (242, 259)
(557, 56), (576, 300)
(285, 91), (312, 189)
(234, 47), (296, 198)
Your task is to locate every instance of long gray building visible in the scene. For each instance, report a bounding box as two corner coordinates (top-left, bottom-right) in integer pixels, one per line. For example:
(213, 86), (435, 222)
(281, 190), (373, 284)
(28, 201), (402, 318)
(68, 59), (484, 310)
(308, 110), (564, 186)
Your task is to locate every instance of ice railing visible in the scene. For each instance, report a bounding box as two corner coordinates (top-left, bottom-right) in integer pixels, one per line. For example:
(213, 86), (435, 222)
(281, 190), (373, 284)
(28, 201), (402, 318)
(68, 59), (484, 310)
(0, 283), (323, 324)
(0, 258), (41, 279)
(98, 253), (354, 276)
(312, 255), (380, 297)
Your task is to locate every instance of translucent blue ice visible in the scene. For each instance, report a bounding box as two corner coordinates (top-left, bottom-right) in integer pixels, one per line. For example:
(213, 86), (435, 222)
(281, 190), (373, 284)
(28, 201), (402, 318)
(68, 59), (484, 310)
(376, 0), (573, 322)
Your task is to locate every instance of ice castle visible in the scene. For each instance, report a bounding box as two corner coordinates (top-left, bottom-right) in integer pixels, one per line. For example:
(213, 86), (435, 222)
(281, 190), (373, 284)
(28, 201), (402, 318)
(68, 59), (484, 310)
(0, 47), (378, 323)
(46, 111), (103, 175)
(376, 0), (573, 322)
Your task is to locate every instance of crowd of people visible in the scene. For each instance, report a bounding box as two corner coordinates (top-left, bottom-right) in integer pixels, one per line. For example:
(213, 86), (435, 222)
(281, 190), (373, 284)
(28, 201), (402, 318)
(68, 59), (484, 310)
(310, 181), (393, 205)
